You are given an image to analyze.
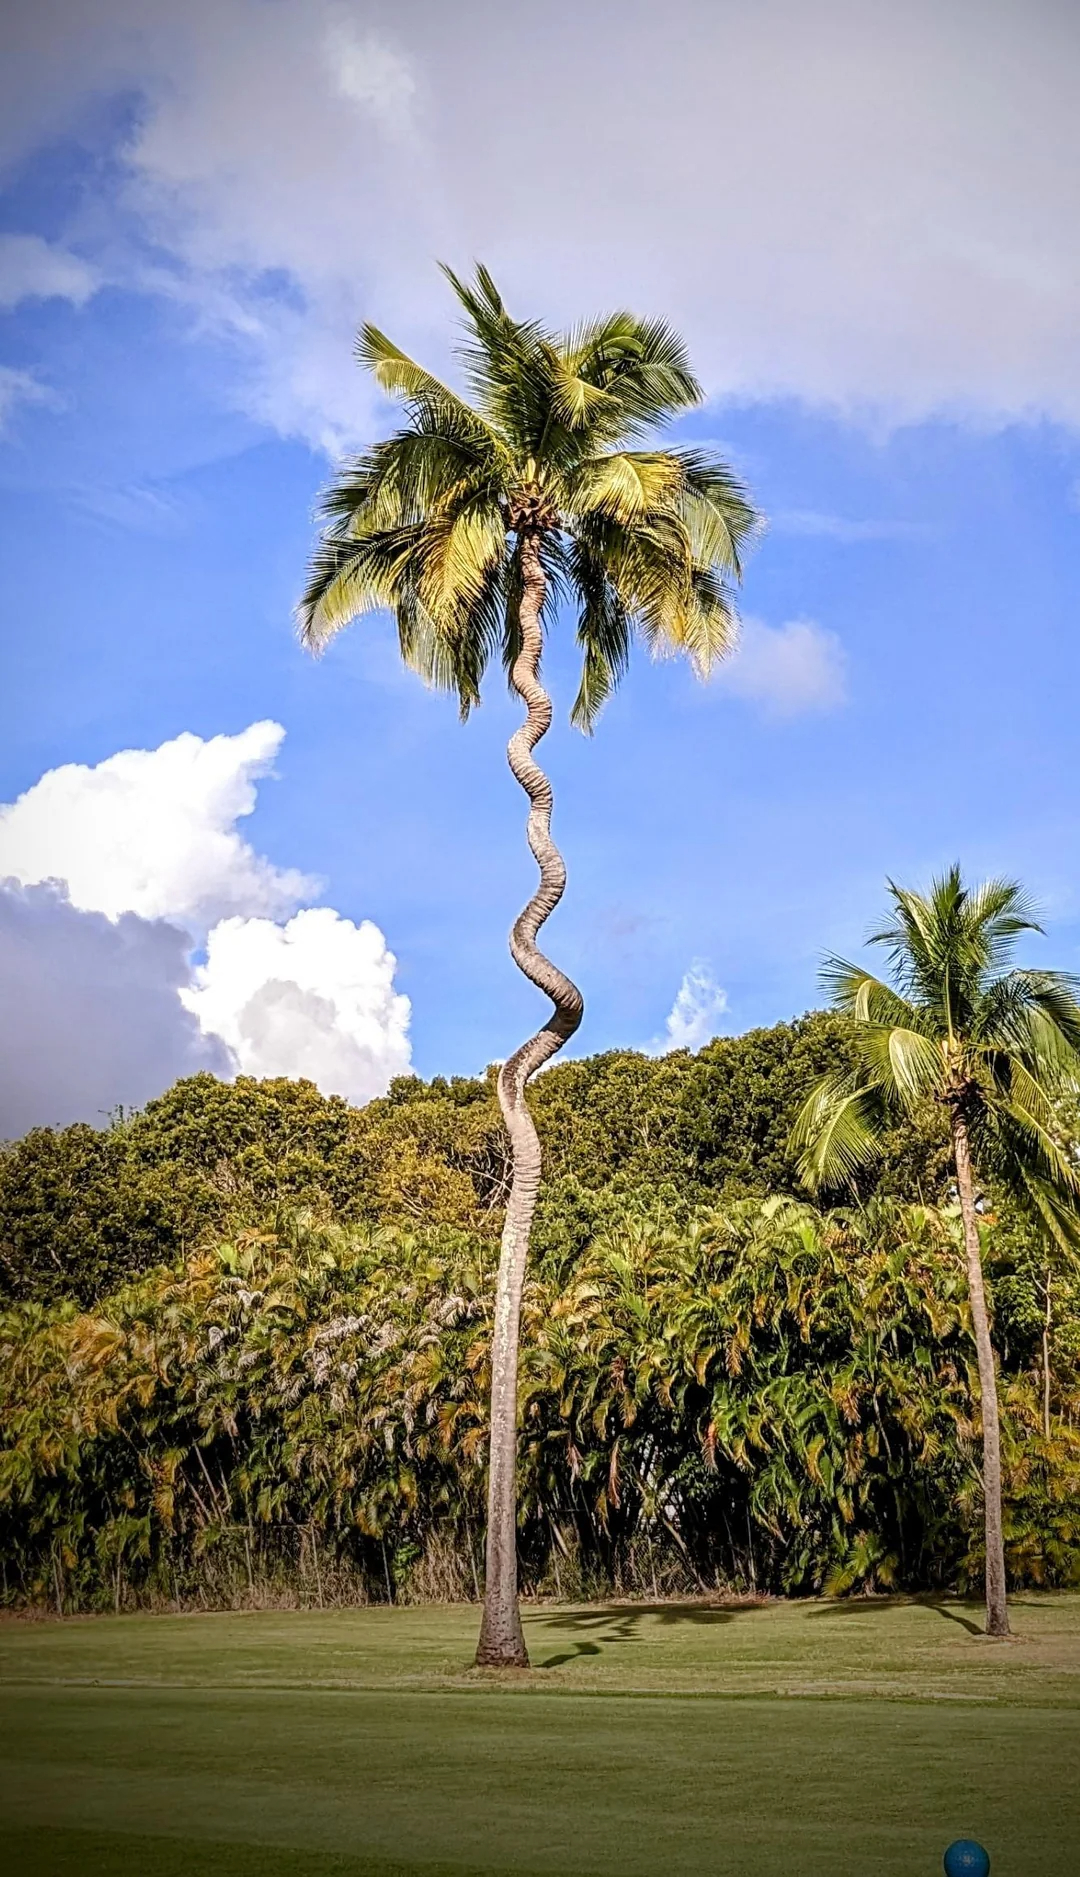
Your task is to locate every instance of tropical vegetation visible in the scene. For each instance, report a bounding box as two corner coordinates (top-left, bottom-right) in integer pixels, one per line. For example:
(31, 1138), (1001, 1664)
(298, 266), (757, 1663)
(791, 869), (1080, 1636)
(3, 1010), (1080, 1619)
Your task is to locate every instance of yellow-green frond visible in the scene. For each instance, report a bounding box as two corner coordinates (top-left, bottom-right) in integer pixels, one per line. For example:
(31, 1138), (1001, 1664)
(568, 452), (685, 525)
(789, 1074), (884, 1193)
(297, 525), (424, 650)
(356, 326), (475, 421)
(416, 499), (507, 623)
(856, 1026), (944, 1110)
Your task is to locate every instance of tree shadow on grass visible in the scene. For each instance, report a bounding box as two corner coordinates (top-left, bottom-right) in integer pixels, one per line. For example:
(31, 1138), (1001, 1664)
(524, 1600), (754, 1669)
(806, 1596), (983, 1636)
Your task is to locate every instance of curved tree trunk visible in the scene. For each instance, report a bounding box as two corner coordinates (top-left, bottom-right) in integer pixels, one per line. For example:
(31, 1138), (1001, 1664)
(951, 1110), (1010, 1638)
(1041, 1270), (1053, 1441)
(475, 529), (583, 1668)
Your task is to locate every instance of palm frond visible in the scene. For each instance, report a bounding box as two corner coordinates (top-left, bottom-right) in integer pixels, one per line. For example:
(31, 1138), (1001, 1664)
(965, 877), (1042, 974)
(674, 451), (759, 577)
(564, 313), (703, 438)
(675, 568), (739, 677)
(566, 452), (685, 525)
(985, 1101), (1080, 1206)
(356, 326), (479, 428)
(980, 972), (1080, 1068)
(819, 961), (919, 1030)
(789, 1074), (885, 1193)
(567, 538), (633, 731)
(321, 429), (501, 535)
(1012, 1171), (1080, 1258)
(297, 523), (426, 649)
(439, 264), (557, 454)
(415, 495), (507, 623)
(857, 1027), (944, 1111)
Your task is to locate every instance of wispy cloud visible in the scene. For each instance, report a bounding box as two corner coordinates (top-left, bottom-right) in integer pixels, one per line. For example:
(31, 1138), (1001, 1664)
(71, 483), (187, 535)
(772, 509), (931, 544)
(650, 963), (728, 1055)
(0, 233), (98, 310)
(712, 616), (848, 721)
(0, 365), (60, 431)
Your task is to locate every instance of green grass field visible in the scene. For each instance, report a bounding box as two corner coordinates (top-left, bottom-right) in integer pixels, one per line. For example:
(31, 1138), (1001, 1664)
(2, 1595), (1079, 1876)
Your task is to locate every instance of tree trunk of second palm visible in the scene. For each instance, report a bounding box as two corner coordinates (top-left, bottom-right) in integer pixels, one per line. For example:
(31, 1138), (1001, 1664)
(951, 1109), (1010, 1638)
(475, 529), (583, 1668)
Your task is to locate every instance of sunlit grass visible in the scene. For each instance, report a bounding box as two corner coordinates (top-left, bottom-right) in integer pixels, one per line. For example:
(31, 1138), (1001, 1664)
(3, 1596), (1078, 1875)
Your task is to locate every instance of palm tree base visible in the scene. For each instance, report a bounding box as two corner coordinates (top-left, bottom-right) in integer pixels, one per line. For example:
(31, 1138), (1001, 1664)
(474, 1643), (531, 1669)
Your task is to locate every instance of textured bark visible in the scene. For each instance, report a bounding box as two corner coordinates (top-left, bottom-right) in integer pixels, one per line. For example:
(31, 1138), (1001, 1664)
(475, 530), (583, 1668)
(1042, 1273), (1053, 1442)
(951, 1110), (1010, 1638)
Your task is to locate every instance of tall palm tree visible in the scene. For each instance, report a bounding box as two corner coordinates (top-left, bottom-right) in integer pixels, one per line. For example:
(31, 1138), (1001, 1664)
(298, 266), (758, 1665)
(790, 866), (1080, 1636)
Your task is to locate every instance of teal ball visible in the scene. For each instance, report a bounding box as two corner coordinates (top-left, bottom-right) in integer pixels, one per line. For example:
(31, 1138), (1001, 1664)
(944, 1842), (989, 1877)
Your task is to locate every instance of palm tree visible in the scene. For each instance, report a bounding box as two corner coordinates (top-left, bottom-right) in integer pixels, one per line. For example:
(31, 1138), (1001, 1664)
(298, 265), (758, 1665)
(790, 866), (1080, 1636)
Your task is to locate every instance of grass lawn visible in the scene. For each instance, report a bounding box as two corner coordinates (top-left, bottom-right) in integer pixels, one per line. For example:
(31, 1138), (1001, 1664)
(2, 1595), (1079, 1876)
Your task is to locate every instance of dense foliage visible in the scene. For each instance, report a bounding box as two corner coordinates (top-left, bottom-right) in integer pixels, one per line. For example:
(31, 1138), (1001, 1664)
(1, 1016), (1077, 1614)
(0, 1014), (892, 1308)
(3, 1199), (1077, 1614)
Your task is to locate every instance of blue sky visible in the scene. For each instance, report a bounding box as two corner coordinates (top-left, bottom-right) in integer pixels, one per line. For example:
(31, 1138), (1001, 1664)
(2, 0), (1079, 1127)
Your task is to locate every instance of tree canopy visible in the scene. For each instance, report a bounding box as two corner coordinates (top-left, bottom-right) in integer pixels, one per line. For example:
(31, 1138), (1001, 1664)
(0, 1014), (877, 1307)
(299, 266), (757, 728)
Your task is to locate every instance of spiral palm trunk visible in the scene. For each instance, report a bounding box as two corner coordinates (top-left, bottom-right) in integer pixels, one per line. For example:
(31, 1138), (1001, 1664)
(475, 530), (583, 1668)
(951, 1110), (1010, 1638)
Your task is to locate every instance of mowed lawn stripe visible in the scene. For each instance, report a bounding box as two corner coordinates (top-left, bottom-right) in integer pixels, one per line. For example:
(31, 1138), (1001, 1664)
(1, 1683), (1078, 1877)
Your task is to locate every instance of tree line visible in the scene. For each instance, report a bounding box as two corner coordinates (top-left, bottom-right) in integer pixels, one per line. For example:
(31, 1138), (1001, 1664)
(2, 1017), (1077, 1616)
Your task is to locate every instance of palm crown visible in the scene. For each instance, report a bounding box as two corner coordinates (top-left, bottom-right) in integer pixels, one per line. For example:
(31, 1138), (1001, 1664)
(299, 265), (758, 728)
(790, 867), (1080, 1243)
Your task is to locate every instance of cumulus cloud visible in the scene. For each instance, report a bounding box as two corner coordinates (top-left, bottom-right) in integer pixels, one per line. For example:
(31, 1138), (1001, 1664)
(182, 909), (411, 1103)
(4, 0), (1080, 440)
(0, 233), (98, 309)
(713, 617), (848, 720)
(0, 722), (314, 924)
(652, 964), (729, 1055)
(0, 881), (230, 1136)
(0, 724), (411, 1130)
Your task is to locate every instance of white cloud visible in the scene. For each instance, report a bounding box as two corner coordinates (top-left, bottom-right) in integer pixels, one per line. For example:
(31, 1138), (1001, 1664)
(0, 233), (98, 309)
(323, 19), (416, 132)
(182, 908), (411, 1104)
(0, 722), (313, 925)
(0, 365), (59, 430)
(713, 617), (848, 720)
(0, 881), (230, 1135)
(0, 724), (412, 1127)
(4, 1), (1080, 442)
(652, 963), (729, 1055)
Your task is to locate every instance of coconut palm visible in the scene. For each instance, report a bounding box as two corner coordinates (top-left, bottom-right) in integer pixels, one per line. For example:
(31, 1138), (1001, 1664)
(790, 866), (1080, 1635)
(298, 265), (758, 1665)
